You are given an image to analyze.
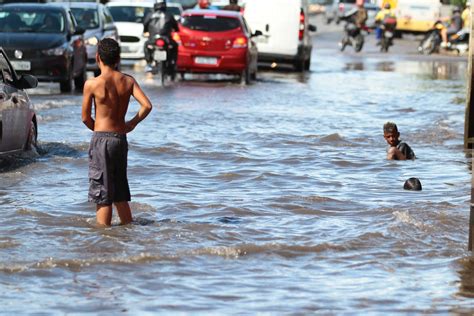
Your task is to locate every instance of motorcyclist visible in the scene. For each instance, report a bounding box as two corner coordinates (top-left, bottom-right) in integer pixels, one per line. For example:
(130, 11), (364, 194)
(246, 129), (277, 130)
(353, 0), (368, 29)
(194, 0), (218, 10)
(374, 3), (397, 45)
(223, 0), (242, 12)
(441, 6), (463, 48)
(143, 0), (179, 72)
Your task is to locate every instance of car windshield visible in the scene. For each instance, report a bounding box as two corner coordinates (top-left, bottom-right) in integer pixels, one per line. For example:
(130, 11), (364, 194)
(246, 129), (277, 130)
(167, 7), (182, 16)
(71, 8), (99, 30)
(108, 6), (151, 23)
(0, 10), (65, 33)
(181, 15), (241, 32)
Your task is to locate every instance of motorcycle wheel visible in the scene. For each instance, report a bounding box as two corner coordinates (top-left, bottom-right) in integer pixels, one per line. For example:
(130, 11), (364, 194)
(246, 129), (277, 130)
(354, 34), (364, 52)
(339, 37), (348, 52)
(418, 32), (438, 55)
(380, 38), (389, 53)
(160, 61), (166, 86)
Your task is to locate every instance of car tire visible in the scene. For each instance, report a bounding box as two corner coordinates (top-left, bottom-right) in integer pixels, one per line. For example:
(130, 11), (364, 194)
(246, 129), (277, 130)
(294, 57), (305, 72)
(60, 75), (72, 93)
(24, 120), (37, 151)
(304, 57), (311, 71)
(251, 69), (257, 80)
(74, 68), (86, 91)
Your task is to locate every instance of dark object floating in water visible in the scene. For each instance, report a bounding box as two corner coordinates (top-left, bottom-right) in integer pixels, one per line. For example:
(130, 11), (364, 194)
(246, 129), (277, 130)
(404, 177), (422, 191)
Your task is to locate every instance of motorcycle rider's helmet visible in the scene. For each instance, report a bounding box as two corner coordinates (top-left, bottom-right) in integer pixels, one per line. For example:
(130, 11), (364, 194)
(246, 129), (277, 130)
(383, 3), (391, 9)
(198, 0), (210, 9)
(154, 0), (167, 12)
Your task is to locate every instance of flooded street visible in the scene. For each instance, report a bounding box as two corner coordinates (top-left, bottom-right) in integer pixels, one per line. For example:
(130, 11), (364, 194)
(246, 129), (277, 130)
(2, 16), (474, 313)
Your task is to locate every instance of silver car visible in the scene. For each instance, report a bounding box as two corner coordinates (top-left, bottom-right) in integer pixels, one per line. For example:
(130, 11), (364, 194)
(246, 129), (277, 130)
(0, 48), (38, 156)
(65, 2), (120, 76)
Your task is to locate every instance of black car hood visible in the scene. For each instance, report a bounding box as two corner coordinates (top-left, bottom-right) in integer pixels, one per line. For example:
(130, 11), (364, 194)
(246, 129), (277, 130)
(0, 33), (66, 50)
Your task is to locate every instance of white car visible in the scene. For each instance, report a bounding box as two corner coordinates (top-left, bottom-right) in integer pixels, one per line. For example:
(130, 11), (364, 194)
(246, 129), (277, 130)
(106, 1), (153, 60)
(244, 0), (316, 72)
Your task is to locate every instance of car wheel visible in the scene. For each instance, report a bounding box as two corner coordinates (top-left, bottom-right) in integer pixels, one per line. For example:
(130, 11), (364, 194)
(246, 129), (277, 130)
(304, 57), (311, 71)
(24, 120), (37, 151)
(294, 58), (305, 72)
(74, 68), (86, 91)
(240, 66), (251, 85)
(60, 71), (72, 93)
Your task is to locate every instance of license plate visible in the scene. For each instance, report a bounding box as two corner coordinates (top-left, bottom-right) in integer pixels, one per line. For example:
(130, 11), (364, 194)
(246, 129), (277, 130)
(11, 61), (31, 71)
(154, 50), (167, 61)
(256, 36), (269, 44)
(194, 56), (218, 65)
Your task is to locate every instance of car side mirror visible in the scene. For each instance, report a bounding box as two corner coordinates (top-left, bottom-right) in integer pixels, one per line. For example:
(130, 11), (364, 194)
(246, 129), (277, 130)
(16, 74), (38, 90)
(308, 24), (317, 32)
(74, 27), (86, 35)
(252, 30), (263, 37)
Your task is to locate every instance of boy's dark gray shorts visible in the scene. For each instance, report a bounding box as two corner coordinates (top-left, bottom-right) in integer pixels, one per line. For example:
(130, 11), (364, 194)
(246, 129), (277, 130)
(88, 132), (130, 205)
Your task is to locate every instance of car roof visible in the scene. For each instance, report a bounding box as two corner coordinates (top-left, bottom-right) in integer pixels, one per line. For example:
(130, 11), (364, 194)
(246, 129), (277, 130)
(183, 9), (242, 17)
(0, 3), (68, 12)
(57, 2), (102, 9)
(106, 1), (154, 8)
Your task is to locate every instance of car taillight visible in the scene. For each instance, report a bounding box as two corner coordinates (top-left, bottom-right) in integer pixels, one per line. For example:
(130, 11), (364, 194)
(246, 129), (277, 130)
(172, 32), (182, 45)
(155, 38), (166, 48)
(233, 36), (247, 48)
(299, 9), (305, 41)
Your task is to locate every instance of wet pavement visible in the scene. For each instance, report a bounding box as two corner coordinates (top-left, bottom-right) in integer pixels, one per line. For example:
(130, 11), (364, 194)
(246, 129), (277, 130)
(1, 15), (473, 314)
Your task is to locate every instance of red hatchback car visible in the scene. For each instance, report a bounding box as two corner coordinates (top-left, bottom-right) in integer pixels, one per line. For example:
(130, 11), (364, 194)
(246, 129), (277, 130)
(175, 10), (261, 84)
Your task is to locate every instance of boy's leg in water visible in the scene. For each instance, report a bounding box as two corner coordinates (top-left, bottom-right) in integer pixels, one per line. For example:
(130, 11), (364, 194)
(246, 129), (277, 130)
(115, 201), (133, 225)
(96, 204), (113, 226)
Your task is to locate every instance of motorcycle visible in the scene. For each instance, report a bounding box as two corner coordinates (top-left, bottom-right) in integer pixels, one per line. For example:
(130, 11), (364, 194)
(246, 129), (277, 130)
(147, 34), (177, 85)
(418, 20), (469, 55)
(339, 9), (366, 53)
(379, 20), (396, 52)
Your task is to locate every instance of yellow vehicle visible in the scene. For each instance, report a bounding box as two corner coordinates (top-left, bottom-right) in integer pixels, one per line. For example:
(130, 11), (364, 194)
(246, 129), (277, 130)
(378, 0), (443, 33)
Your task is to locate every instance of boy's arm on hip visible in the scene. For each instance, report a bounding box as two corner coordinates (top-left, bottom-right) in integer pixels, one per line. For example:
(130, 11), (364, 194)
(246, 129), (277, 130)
(126, 78), (153, 131)
(81, 80), (95, 131)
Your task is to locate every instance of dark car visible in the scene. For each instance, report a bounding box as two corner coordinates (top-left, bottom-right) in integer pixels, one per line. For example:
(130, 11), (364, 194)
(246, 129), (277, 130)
(0, 47), (38, 156)
(63, 2), (119, 77)
(0, 3), (87, 92)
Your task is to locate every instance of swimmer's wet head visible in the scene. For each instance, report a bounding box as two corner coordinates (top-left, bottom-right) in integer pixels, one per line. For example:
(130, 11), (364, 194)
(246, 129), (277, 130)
(383, 121), (400, 147)
(404, 177), (422, 191)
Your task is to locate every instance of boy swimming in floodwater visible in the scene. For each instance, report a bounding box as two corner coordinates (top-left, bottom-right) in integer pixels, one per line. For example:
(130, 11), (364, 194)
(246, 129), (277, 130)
(383, 122), (415, 160)
(81, 38), (152, 226)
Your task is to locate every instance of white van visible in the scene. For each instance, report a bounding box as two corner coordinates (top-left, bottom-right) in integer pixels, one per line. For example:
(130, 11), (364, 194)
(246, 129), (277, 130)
(243, 0), (316, 71)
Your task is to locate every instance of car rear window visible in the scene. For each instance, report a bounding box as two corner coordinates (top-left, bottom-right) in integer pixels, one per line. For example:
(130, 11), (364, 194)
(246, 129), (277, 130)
(181, 15), (241, 32)
(108, 6), (151, 23)
(0, 9), (65, 33)
(71, 8), (99, 30)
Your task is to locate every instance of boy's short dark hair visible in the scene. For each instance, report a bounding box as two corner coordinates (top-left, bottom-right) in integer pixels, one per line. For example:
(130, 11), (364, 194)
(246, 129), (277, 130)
(98, 38), (120, 67)
(383, 122), (398, 134)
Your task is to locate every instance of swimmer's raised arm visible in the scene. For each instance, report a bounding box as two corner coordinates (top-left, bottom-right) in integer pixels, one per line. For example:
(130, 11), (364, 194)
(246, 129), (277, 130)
(81, 79), (95, 131)
(125, 77), (152, 133)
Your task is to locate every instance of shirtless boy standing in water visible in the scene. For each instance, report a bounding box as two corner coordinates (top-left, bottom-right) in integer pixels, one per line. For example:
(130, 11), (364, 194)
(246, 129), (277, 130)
(82, 38), (152, 226)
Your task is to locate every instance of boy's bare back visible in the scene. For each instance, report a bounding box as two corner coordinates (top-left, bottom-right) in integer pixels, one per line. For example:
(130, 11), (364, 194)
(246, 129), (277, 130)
(82, 69), (152, 134)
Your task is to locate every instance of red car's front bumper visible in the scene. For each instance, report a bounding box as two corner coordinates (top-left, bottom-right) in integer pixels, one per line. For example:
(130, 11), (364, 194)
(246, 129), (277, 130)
(177, 47), (247, 74)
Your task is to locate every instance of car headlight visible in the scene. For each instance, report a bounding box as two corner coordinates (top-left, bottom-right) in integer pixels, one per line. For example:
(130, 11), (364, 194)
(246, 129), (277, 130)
(42, 43), (68, 56)
(85, 36), (99, 46)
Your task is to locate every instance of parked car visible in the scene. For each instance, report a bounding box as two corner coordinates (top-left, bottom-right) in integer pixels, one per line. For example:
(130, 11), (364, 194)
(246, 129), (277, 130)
(0, 47), (38, 156)
(63, 2), (119, 77)
(0, 3), (87, 93)
(324, 0), (357, 24)
(243, 0), (316, 72)
(106, 1), (153, 60)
